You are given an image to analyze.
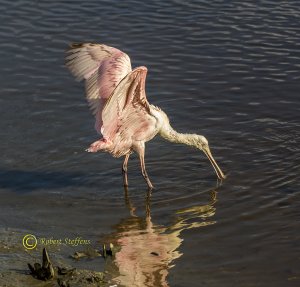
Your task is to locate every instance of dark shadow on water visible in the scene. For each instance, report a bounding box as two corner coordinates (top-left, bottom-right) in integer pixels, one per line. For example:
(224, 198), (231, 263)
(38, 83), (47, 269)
(0, 169), (96, 193)
(0, 168), (221, 194)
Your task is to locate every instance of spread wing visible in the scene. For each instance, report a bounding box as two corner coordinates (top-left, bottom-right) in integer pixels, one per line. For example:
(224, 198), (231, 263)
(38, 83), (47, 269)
(102, 66), (152, 140)
(65, 43), (132, 132)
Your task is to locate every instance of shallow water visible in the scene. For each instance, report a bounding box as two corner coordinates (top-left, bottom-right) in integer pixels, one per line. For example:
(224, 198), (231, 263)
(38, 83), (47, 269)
(0, 0), (300, 286)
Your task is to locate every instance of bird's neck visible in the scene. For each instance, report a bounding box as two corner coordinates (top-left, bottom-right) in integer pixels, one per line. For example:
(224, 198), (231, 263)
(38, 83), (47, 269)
(159, 121), (198, 147)
(149, 106), (199, 147)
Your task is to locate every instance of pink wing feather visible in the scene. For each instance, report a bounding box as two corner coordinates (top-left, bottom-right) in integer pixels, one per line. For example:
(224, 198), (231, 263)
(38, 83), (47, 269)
(102, 66), (151, 140)
(100, 66), (156, 157)
(65, 43), (132, 133)
(66, 44), (155, 155)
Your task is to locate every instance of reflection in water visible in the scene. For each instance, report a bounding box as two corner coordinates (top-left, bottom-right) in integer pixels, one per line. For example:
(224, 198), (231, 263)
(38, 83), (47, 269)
(106, 187), (217, 287)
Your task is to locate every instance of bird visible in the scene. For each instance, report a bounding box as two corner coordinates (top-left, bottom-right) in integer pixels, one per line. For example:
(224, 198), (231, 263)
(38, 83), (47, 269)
(65, 43), (225, 189)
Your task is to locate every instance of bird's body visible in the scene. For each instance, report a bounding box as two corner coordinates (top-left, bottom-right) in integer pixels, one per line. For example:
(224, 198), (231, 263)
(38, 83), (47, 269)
(66, 43), (225, 189)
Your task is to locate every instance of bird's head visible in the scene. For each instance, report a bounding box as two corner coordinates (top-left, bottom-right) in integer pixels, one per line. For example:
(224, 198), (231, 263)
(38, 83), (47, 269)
(194, 135), (209, 150)
(195, 135), (226, 180)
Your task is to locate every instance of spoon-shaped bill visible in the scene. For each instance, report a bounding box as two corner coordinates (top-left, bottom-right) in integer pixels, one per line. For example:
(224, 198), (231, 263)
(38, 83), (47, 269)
(203, 146), (226, 180)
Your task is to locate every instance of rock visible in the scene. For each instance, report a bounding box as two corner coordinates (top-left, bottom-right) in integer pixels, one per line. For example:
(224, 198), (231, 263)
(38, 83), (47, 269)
(72, 248), (101, 260)
(86, 272), (104, 283)
(57, 278), (70, 287)
(27, 247), (105, 286)
(27, 248), (54, 280)
(58, 266), (76, 275)
(72, 251), (87, 260)
(27, 263), (35, 274)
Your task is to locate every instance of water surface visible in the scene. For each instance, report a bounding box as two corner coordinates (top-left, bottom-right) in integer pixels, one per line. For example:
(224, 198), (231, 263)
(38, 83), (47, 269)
(0, 0), (300, 286)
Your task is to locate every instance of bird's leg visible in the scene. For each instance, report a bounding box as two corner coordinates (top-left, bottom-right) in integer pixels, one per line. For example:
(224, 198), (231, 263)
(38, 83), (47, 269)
(141, 159), (153, 190)
(136, 146), (154, 190)
(122, 154), (130, 187)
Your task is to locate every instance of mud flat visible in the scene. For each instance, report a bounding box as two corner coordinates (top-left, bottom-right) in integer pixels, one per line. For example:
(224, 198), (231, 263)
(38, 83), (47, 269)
(0, 229), (110, 287)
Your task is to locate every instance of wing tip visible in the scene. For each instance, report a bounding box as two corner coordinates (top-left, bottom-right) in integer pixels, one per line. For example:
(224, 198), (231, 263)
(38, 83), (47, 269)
(66, 42), (94, 53)
(66, 42), (84, 52)
(133, 66), (148, 77)
(67, 42), (102, 50)
(136, 66), (148, 72)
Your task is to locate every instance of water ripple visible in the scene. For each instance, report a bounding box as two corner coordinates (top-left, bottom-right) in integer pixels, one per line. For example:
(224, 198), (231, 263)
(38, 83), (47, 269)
(1, 0), (300, 286)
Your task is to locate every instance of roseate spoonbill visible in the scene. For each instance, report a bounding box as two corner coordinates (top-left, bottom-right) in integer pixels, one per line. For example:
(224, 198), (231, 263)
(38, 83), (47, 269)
(65, 43), (225, 189)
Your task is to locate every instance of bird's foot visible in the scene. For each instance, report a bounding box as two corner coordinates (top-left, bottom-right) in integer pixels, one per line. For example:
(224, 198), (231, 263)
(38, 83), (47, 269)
(147, 182), (154, 191)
